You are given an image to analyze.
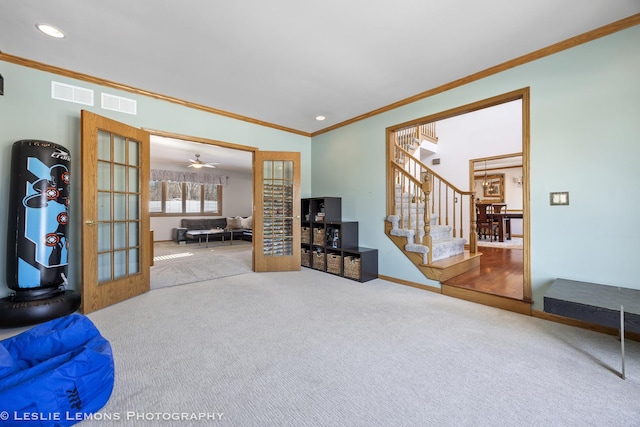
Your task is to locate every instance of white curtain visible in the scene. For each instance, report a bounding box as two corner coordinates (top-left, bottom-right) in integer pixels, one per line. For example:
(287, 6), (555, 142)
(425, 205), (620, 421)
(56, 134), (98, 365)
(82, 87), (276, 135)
(150, 169), (228, 186)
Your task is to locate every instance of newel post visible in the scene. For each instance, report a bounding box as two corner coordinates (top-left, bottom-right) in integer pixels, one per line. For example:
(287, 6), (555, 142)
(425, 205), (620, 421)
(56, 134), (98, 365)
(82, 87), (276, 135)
(421, 171), (433, 264)
(470, 195), (478, 254)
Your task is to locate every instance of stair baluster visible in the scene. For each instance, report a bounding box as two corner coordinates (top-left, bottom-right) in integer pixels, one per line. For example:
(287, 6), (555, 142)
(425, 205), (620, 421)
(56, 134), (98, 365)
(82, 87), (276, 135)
(422, 171), (433, 265)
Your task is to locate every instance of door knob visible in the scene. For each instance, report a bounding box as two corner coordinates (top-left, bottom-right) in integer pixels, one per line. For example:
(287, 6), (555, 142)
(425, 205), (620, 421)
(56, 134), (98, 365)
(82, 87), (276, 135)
(85, 220), (96, 225)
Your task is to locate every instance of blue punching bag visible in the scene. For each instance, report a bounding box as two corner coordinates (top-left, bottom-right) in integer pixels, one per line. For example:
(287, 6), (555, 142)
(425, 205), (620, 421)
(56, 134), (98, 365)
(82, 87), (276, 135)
(0, 140), (81, 327)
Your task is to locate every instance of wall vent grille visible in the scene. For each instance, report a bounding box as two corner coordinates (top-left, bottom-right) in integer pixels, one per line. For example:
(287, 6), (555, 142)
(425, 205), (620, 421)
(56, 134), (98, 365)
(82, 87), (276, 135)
(101, 93), (137, 115)
(51, 81), (94, 106)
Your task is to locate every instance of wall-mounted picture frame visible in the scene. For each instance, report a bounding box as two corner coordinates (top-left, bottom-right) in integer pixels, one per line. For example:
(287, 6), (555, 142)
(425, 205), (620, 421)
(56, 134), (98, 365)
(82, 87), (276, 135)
(475, 173), (505, 202)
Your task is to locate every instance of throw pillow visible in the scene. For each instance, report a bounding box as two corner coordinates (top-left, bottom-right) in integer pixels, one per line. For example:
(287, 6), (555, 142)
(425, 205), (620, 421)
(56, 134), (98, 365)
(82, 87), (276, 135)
(226, 216), (243, 230)
(241, 216), (252, 230)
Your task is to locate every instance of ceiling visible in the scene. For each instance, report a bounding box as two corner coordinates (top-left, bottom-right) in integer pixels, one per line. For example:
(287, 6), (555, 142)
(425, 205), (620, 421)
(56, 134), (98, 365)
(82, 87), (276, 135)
(150, 135), (252, 173)
(473, 156), (523, 173)
(1, 1), (638, 137)
(1, 3), (638, 174)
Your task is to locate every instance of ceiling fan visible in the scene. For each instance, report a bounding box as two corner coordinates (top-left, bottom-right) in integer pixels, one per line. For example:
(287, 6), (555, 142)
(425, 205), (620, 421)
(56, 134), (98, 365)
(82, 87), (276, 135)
(187, 154), (218, 169)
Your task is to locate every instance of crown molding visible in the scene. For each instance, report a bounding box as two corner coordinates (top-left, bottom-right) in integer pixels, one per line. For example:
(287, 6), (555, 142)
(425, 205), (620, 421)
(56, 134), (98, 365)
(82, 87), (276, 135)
(310, 13), (640, 136)
(0, 51), (311, 138)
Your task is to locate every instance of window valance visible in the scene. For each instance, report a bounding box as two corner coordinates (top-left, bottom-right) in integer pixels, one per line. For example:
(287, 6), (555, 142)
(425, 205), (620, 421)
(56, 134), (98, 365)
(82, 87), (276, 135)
(150, 169), (228, 186)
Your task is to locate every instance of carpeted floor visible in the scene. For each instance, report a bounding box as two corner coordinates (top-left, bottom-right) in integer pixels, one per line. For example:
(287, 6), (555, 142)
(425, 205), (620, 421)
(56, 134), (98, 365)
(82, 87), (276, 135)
(1, 268), (639, 426)
(151, 241), (252, 289)
(86, 272), (640, 426)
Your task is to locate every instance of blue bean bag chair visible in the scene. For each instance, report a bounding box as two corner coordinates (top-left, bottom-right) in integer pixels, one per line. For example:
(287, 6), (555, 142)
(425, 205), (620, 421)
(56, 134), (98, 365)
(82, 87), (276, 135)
(0, 314), (114, 425)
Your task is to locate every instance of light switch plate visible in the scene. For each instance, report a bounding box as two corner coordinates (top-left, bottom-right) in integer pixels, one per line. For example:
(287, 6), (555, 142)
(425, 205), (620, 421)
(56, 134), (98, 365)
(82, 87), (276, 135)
(550, 192), (569, 205)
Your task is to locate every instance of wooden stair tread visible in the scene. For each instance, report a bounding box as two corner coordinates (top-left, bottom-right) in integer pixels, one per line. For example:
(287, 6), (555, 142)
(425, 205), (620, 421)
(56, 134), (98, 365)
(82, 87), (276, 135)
(421, 250), (482, 268)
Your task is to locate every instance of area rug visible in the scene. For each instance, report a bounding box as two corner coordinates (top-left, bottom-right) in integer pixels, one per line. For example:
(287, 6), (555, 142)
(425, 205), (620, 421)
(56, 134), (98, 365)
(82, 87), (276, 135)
(477, 237), (523, 249)
(151, 241), (252, 290)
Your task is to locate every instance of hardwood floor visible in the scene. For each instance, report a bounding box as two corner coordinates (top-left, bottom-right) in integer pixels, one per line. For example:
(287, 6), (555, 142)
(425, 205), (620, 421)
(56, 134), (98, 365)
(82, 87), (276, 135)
(443, 246), (524, 300)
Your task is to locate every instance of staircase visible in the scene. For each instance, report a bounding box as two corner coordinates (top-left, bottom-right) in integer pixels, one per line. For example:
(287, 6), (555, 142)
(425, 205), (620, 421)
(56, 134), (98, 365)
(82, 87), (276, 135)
(385, 125), (481, 282)
(388, 185), (466, 262)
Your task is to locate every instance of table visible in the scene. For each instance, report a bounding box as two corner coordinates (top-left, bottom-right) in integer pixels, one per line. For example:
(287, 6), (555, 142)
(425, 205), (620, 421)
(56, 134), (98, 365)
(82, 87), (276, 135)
(544, 278), (640, 379)
(185, 228), (232, 248)
(490, 212), (523, 242)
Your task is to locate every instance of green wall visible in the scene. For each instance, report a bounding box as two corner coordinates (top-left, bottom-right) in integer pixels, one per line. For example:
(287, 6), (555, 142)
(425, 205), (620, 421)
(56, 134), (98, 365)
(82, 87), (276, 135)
(0, 63), (311, 297)
(310, 25), (640, 309)
(1, 24), (638, 311)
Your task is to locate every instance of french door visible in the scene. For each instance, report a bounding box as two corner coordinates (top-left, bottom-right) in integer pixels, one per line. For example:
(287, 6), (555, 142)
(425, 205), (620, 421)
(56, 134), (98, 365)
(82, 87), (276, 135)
(253, 151), (301, 272)
(81, 110), (151, 313)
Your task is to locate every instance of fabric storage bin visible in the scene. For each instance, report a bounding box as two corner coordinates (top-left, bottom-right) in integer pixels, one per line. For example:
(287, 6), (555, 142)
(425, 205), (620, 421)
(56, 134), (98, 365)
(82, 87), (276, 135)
(301, 247), (311, 267)
(344, 255), (361, 280)
(312, 227), (325, 246)
(327, 253), (342, 274)
(301, 227), (311, 244)
(312, 250), (325, 271)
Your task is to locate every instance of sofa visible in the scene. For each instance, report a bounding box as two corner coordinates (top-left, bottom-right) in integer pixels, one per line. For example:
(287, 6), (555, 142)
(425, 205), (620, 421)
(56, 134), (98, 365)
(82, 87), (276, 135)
(172, 216), (252, 244)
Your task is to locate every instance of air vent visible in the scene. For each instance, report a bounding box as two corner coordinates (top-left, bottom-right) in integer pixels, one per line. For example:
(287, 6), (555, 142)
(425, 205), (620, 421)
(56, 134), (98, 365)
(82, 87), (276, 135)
(51, 81), (94, 106)
(101, 93), (137, 115)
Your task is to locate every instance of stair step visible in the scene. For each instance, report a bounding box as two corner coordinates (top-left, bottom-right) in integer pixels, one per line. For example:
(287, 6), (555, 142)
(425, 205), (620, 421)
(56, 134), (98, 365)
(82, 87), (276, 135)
(398, 214), (442, 230)
(385, 220), (478, 282)
(423, 251), (482, 282)
(387, 214), (464, 262)
(431, 237), (466, 262)
(394, 197), (426, 205)
(402, 237), (466, 263)
(394, 203), (426, 210)
(403, 223), (449, 232)
(431, 226), (452, 241)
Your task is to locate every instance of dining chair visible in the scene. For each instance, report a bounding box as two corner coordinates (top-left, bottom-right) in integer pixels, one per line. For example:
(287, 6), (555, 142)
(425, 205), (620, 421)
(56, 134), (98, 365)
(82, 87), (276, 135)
(492, 203), (507, 214)
(476, 203), (498, 241)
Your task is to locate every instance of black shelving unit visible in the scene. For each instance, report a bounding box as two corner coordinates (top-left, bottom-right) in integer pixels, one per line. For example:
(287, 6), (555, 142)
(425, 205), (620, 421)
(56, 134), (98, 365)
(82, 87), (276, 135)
(301, 197), (378, 282)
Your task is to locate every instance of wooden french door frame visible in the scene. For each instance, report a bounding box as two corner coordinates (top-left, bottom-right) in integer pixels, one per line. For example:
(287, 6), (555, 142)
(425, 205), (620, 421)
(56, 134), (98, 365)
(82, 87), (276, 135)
(253, 151), (301, 272)
(146, 130), (302, 274)
(81, 111), (151, 313)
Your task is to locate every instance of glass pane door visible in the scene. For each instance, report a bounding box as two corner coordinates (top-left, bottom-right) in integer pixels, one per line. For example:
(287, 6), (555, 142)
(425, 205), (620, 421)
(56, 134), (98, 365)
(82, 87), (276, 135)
(96, 130), (141, 283)
(81, 110), (150, 314)
(253, 150), (300, 272)
(262, 160), (294, 256)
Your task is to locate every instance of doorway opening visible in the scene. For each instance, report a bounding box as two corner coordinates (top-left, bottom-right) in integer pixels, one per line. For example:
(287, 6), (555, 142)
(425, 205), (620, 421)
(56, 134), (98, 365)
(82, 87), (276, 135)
(427, 103), (526, 302)
(386, 88), (530, 307)
(443, 154), (524, 300)
(148, 131), (255, 288)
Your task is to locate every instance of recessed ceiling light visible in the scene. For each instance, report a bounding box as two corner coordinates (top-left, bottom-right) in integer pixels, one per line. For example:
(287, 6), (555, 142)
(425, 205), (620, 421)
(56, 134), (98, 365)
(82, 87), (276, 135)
(315, 115), (326, 121)
(36, 24), (65, 39)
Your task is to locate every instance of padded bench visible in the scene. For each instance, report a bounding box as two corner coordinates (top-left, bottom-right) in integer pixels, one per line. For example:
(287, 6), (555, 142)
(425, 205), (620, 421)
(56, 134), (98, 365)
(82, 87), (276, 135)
(544, 278), (640, 379)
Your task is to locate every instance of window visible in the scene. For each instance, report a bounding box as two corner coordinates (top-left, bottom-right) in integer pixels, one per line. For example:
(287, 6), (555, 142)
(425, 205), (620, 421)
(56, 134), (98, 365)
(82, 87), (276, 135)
(150, 181), (222, 216)
(185, 182), (201, 213)
(149, 180), (162, 213)
(165, 181), (183, 213)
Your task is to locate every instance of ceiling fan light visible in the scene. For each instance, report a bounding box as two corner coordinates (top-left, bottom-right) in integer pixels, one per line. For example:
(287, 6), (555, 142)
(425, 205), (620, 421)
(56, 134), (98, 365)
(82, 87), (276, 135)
(191, 163), (204, 169)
